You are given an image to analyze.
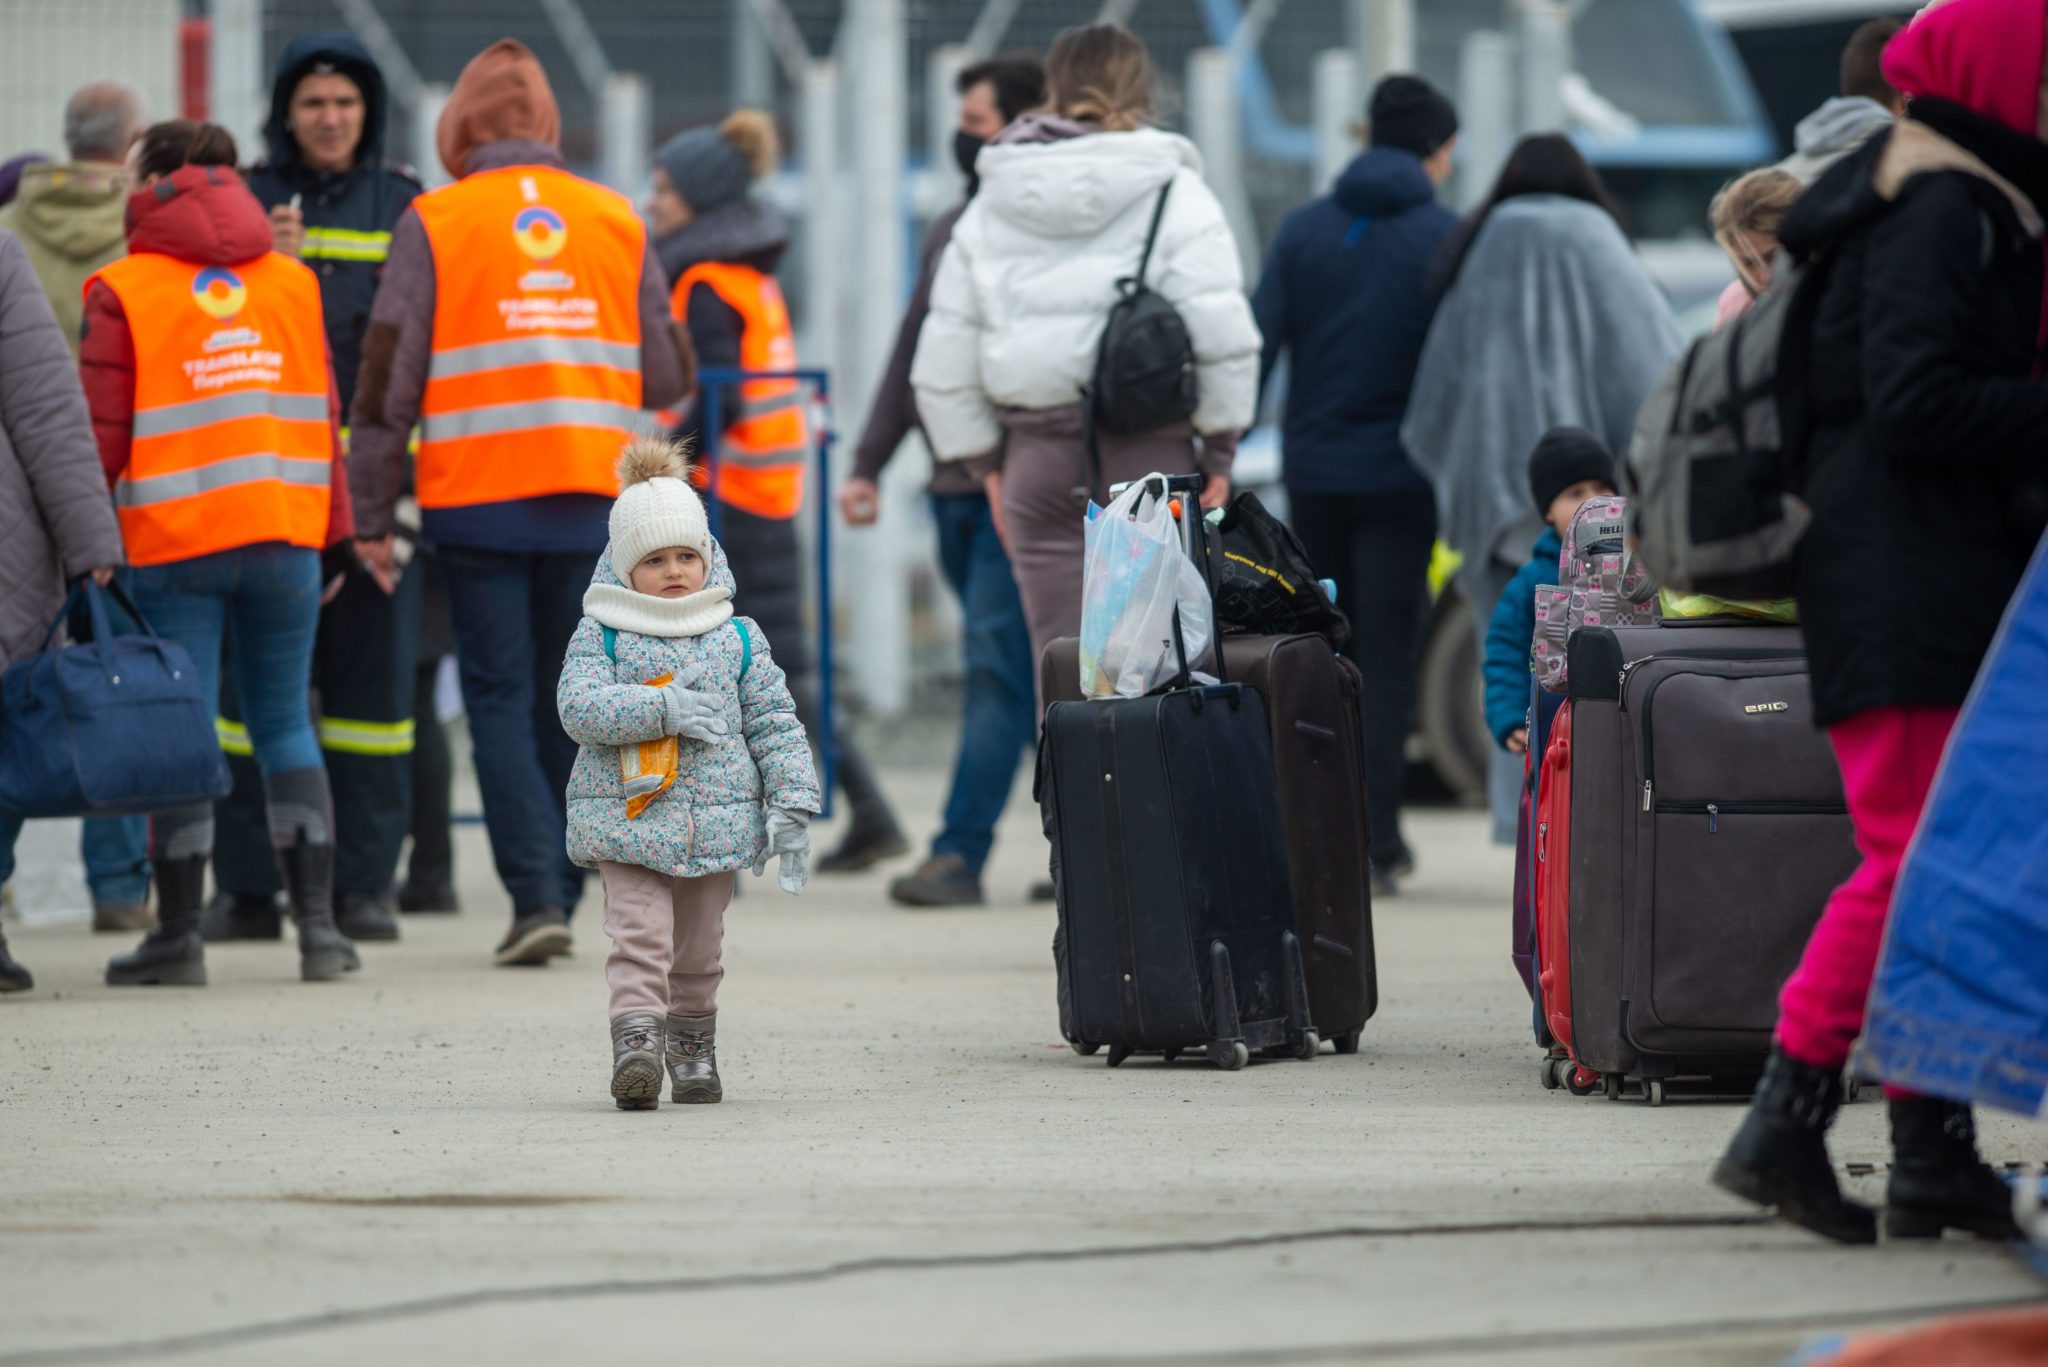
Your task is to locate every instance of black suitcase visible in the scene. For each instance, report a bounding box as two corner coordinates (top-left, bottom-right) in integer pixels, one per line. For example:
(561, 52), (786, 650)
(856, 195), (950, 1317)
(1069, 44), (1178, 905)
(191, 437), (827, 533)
(1040, 633), (1376, 1054)
(1037, 475), (1318, 1070)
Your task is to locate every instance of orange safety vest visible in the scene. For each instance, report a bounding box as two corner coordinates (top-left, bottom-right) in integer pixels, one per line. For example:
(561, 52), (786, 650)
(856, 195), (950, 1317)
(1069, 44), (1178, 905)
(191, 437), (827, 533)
(91, 252), (333, 567)
(413, 166), (646, 508)
(672, 262), (808, 520)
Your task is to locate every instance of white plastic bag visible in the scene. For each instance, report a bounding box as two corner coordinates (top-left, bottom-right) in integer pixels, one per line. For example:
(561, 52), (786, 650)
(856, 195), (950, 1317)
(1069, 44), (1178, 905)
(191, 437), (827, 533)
(1078, 476), (1213, 699)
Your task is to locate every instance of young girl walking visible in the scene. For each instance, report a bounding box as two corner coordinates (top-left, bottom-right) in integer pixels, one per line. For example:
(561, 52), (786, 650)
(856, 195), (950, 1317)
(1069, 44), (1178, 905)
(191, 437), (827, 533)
(558, 439), (821, 1109)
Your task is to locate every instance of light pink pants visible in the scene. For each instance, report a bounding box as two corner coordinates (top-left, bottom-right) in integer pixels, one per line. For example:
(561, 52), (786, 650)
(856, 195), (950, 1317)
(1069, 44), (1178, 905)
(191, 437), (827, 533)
(1776, 705), (1958, 1093)
(598, 862), (734, 1018)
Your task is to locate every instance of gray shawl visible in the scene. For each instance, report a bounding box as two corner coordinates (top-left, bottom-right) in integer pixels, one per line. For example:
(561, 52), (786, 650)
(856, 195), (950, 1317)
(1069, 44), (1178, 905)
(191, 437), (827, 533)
(1402, 195), (1682, 568)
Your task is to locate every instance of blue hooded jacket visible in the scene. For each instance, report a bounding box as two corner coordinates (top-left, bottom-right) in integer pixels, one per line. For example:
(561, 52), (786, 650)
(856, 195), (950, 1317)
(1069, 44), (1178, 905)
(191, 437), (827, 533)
(1484, 527), (1563, 745)
(1251, 147), (1458, 496)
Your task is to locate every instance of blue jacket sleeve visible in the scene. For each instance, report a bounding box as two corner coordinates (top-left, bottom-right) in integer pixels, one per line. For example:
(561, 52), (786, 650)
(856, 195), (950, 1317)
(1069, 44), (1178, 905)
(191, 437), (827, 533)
(1250, 215), (1295, 402)
(1483, 561), (1543, 746)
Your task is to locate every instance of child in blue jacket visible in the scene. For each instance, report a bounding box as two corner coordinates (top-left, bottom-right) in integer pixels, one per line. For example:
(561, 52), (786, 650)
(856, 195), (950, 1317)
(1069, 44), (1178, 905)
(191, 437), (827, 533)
(1482, 428), (1617, 756)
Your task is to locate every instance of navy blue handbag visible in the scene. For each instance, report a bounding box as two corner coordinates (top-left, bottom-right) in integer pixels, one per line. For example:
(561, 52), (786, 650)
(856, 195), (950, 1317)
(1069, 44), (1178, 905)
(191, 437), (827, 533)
(0, 578), (230, 819)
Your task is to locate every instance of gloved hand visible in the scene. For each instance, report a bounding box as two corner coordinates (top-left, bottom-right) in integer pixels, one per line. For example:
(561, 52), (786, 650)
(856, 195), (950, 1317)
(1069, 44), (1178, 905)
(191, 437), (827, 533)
(656, 665), (728, 743)
(752, 806), (811, 894)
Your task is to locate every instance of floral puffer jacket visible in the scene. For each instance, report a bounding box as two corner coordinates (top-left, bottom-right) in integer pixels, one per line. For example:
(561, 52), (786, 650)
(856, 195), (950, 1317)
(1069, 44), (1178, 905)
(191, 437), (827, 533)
(557, 544), (820, 877)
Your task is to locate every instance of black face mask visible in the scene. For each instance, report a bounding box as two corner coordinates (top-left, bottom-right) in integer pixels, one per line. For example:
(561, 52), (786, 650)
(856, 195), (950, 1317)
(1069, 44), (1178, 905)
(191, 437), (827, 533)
(953, 129), (986, 195)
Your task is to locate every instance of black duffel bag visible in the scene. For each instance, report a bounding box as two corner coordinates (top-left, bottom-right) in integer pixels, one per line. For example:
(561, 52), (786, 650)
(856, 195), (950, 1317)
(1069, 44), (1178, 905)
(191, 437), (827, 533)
(1208, 492), (1351, 653)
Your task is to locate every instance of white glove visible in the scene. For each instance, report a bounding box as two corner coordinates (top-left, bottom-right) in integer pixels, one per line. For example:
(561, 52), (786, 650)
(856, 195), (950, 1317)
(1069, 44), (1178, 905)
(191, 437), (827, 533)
(752, 806), (811, 894)
(656, 665), (728, 743)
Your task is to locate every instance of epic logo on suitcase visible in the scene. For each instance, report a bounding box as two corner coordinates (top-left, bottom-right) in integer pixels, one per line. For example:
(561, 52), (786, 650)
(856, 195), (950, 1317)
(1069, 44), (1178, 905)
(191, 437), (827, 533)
(1039, 682), (1319, 1070)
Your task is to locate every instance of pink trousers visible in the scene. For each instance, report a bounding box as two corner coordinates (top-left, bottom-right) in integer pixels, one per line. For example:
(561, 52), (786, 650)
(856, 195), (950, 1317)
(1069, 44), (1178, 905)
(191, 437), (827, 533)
(1776, 705), (1958, 1078)
(598, 862), (733, 1019)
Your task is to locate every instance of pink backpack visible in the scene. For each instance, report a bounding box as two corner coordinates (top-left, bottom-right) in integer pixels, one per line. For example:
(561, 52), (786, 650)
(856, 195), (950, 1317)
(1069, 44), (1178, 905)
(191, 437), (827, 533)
(1531, 496), (1660, 692)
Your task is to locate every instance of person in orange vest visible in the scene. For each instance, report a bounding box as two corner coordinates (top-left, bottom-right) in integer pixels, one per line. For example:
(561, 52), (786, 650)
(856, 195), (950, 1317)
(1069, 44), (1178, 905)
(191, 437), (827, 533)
(79, 120), (361, 986)
(650, 112), (907, 873)
(348, 40), (691, 967)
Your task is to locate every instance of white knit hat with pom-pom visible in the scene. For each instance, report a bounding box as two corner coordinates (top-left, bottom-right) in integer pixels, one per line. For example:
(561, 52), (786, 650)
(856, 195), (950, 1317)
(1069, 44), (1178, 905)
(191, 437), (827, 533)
(609, 437), (713, 587)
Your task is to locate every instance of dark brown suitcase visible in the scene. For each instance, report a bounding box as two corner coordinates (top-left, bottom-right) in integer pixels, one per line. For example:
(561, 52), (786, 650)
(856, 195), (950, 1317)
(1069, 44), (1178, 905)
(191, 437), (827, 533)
(1041, 632), (1377, 1052)
(1562, 621), (1860, 1103)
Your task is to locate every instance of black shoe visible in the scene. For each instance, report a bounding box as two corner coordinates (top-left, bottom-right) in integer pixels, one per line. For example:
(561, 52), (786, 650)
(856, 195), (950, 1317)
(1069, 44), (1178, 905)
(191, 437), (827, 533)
(495, 908), (572, 966)
(108, 853), (207, 987)
(1371, 868), (1400, 899)
(889, 854), (986, 908)
(279, 839), (361, 982)
(336, 891), (401, 943)
(199, 891), (285, 942)
(814, 820), (910, 874)
(397, 880), (460, 914)
(1885, 1097), (2022, 1241)
(1710, 1047), (1876, 1244)
(0, 929), (33, 993)
(1028, 879), (1056, 903)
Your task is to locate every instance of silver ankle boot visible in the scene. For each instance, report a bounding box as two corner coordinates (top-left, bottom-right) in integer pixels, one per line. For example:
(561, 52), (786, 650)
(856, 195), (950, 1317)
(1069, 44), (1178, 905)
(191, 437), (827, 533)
(665, 1012), (722, 1104)
(609, 1012), (665, 1111)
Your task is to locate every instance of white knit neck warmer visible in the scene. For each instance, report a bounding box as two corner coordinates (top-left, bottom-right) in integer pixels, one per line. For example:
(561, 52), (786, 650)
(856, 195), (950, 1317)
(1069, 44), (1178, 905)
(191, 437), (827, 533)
(582, 581), (735, 638)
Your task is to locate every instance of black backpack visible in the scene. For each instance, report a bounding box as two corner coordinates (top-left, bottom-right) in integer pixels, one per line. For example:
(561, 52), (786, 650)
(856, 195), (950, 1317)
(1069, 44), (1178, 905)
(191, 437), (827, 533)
(1087, 183), (1198, 449)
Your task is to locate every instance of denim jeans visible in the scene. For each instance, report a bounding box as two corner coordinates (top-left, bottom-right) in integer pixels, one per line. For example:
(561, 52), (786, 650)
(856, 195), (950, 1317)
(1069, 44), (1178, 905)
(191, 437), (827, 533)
(0, 816), (151, 906)
(439, 546), (588, 915)
(128, 543), (324, 777)
(928, 493), (1036, 875)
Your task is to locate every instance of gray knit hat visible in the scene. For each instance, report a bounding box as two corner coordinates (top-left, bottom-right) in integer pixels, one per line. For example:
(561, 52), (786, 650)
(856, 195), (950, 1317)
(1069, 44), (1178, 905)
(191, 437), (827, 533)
(655, 125), (751, 214)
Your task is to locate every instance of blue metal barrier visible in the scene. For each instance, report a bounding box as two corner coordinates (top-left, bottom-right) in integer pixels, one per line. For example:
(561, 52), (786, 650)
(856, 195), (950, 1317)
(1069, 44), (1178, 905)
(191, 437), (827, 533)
(697, 366), (837, 819)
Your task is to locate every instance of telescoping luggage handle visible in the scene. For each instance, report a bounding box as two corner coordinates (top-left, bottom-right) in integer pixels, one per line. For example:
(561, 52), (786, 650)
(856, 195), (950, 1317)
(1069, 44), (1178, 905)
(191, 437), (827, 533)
(1108, 473), (1230, 692)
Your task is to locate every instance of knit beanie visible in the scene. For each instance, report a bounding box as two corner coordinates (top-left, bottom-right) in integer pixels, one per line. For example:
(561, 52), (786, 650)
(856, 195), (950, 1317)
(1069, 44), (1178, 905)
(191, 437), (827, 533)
(609, 438), (713, 587)
(1527, 427), (1617, 515)
(1368, 76), (1460, 159)
(654, 110), (778, 215)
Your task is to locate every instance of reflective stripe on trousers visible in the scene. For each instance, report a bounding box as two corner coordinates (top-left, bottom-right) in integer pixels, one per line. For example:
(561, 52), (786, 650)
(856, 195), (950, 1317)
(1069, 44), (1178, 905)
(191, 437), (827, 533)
(219, 716), (415, 757)
(116, 453), (332, 508)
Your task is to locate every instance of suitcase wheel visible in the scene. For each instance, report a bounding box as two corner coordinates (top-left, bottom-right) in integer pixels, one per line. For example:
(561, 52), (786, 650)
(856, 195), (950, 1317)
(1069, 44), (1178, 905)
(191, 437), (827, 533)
(1565, 1064), (1601, 1097)
(1603, 1072), (1624, 1102)
(1540, 1057), (1564, 1090)
(1162, 1047), (1181, 1063)
(1206, 1040), (1251, 1071)
(1641, 1078), (1666, 1107)
(1070, 1040), (1100, 1057)
(1106, 1045), (1133, 1068)
(1332, 1029), (1362, 1057)
(1844, 1078), (1861, 1104)
(1293, 1030), (1320, 1061)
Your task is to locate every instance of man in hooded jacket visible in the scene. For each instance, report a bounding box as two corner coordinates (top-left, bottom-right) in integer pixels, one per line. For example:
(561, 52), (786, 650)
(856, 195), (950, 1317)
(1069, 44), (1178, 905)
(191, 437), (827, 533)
(202, 33), (425, 947)
(350, 40), (689, 967)
(1250, 75), (1459, 895)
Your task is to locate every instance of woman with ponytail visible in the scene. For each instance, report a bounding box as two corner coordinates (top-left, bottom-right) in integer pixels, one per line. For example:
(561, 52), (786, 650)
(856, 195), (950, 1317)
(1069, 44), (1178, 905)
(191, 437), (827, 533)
(911, 22), (1262, 689)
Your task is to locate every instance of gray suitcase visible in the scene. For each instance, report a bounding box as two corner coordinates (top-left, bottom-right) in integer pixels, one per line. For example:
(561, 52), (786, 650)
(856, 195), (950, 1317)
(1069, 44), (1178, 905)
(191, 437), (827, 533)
(1562, 621), (1860, 1104)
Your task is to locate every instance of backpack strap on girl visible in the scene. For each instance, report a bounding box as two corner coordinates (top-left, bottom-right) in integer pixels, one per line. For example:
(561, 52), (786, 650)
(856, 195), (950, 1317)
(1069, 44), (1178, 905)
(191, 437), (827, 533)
(603, 621), (749, 679)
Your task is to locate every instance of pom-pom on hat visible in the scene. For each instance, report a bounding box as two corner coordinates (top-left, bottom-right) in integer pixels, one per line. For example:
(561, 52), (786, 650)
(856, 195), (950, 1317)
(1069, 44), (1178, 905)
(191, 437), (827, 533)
(609, 437), (713, 587)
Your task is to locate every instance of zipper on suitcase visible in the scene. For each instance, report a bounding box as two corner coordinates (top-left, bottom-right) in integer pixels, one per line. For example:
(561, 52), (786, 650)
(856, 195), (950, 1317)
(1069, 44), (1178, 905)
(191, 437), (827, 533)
(1653, 798), (1850, 827)
(1617, 650), (1804, 710)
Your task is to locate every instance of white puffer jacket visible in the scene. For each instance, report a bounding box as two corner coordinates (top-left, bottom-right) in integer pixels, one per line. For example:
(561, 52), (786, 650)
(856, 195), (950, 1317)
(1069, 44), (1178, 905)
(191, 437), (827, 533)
(910, 126), (1261, 461)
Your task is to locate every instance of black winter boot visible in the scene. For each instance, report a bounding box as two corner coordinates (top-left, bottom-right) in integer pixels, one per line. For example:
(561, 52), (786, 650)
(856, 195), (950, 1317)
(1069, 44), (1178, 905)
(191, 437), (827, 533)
(1885, 1097), (2022, 1241)
(1710, 1047), (1875, 1245)
(280, 839), (361, 982)
(107, 853), (208, 987)
(198, 891), (285, 942)
(335, 891), (400, 943)
(610, 1013), (664, 1111)
(665, 1013), (722, 1104)
(0, 927), (33, 993)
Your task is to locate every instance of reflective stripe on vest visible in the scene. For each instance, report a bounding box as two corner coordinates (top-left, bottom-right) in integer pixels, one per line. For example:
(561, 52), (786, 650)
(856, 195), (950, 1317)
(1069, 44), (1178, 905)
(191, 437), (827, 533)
(671, 261), (808, 520)
(414, 167), (646, 509)
(91, 251), (333, 566)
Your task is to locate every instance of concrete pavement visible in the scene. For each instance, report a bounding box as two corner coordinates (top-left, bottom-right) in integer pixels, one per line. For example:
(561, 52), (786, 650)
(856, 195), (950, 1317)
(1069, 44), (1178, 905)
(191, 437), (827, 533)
(0, 768), (2039, 1366)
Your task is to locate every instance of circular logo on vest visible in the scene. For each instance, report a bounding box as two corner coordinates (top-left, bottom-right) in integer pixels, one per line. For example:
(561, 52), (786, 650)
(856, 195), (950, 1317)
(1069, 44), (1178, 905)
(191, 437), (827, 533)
(513, 207), (568, 261)
(192, 266), (247, 321)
